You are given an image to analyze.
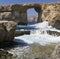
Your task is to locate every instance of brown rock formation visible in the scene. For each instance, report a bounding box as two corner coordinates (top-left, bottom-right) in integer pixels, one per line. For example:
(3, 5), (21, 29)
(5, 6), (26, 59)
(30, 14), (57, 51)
(15, 30), (30, 37)
(0, 21), (17, 42)
(41, 2), (60, 29)
(0, 4), (42, 25)
(0, 2), (60, 42)
(0, 3), (60, 29)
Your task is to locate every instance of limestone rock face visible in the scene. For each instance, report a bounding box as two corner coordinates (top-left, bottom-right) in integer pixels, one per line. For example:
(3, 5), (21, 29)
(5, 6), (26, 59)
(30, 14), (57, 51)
(41, 2), (60, 29)
(0, 4), (27, 25)
(0, 2), (60, 42)
(0, 21), (17, 42)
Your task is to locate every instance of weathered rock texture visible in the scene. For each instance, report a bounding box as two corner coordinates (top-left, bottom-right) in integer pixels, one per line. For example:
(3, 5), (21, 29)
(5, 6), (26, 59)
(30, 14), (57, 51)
(0, 4), (28, 25)
(51, 43), (60, 59)
(0, 21), (17, 42)
(0, 2), (60, 28)
(0, 2), (60, 42)
(41, 2), (60, 29)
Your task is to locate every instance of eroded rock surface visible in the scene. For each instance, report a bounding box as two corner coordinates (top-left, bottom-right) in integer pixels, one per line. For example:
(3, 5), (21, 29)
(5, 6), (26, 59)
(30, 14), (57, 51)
(42, 2), (60, 29)
(0, 2), (60, 42)
(51, 43), (60, 59)
(0, 21), (17, 42)
(0, 2), (60, 28)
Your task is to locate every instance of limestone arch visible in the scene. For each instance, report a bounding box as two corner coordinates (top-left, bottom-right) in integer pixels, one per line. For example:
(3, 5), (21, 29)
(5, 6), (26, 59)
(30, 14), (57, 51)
(27, 6), (42, 23)
(27, 8), (37, 24)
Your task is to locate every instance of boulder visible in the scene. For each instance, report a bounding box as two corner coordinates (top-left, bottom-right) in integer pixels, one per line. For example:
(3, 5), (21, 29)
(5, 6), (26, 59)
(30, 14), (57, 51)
(0, 21), (17, 42)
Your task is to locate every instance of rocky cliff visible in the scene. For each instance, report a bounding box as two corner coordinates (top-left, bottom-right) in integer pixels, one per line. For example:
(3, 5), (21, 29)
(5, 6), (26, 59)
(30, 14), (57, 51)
(41, 2), (60, 29)
(0, 2), (60, 28)
(0, 2), (60, 42)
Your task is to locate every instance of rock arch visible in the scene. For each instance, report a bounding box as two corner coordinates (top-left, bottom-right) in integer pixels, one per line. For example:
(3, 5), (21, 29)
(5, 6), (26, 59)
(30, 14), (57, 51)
(12, 4), (42, 25)
(26, 4), (42, 23)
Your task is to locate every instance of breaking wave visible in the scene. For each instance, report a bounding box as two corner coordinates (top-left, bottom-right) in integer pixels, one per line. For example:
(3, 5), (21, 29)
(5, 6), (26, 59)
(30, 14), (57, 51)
(15, 21), (60, 45)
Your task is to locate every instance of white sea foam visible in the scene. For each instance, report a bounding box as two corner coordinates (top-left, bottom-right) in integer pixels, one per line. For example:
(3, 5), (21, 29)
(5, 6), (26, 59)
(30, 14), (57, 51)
(15, 21), (60, 45)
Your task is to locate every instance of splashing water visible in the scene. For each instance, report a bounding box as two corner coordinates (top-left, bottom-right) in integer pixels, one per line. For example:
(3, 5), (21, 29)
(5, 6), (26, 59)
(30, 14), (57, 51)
(9, 21), (60, 59)
(15, 21), (60, 45)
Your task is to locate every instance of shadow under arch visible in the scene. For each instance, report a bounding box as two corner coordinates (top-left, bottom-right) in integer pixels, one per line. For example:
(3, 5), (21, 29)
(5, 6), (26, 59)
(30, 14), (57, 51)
(34, 6), (42, 22)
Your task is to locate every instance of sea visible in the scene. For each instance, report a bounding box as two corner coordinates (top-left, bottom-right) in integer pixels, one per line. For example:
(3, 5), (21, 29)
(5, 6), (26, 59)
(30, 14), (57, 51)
(14, 21), (60, 45)
(6, 21), (60, 59)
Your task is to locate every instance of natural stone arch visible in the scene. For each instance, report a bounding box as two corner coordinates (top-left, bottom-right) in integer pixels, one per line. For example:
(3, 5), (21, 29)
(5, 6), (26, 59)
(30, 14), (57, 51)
(11, 4), (42, 25)
(26, 5), (42, 23)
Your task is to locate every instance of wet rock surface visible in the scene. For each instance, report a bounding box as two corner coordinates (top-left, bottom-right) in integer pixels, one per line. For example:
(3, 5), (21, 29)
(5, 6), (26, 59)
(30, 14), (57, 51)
(15, 30), (30, 37)
(0, 49), (13, 59)
(51, 43), (60, 59)
(47, 30), (60, 36)
(42, 2), (60, 29)
(6, 43), (56, 59)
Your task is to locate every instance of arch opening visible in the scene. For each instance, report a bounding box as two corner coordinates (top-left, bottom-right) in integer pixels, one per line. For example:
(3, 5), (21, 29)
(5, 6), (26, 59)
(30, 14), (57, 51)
(27, 8), (38, 25)
(27, 6), (42, 24)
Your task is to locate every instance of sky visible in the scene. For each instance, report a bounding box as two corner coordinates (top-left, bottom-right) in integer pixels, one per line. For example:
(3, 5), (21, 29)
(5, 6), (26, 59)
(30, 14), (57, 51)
(0, 0), (59, 5)
(0, 0), (60, 16)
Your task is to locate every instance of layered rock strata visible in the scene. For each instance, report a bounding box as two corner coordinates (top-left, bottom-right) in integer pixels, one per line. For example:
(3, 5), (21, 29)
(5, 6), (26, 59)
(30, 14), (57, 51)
(0, 2), (60, 28)
(0, 21), (17, 42)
